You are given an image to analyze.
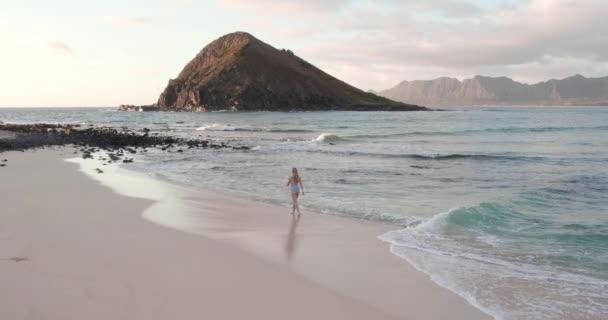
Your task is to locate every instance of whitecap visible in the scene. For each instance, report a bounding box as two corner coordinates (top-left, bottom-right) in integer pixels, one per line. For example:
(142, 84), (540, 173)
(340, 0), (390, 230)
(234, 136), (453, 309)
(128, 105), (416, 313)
(313, 133), (349, 143)
(196, 123), (237, 131)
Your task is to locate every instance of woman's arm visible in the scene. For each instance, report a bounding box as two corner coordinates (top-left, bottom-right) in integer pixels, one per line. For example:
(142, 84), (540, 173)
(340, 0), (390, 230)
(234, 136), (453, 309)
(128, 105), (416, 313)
(286, 178), (291, 186)
(299, 180), (304, 195)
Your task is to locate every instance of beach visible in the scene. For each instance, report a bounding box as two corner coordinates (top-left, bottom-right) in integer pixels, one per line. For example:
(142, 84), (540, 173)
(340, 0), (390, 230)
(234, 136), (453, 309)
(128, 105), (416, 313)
(4, 0), (608, 317)
(0, 148), (491, 319)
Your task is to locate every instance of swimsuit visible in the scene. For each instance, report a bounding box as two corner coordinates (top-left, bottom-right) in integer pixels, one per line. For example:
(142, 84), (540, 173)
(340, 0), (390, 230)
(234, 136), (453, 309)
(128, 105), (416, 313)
(290, 183), (300, 193)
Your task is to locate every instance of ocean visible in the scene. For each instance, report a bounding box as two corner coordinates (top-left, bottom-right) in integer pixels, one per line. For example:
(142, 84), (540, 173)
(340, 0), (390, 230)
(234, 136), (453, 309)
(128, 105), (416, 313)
(2, 106), (607, 319)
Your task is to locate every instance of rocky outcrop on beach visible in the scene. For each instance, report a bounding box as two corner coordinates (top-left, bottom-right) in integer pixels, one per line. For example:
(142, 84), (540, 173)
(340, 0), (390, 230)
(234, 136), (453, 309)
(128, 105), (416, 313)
(139, 32), (427, 112)
(0, 123), (249, 165)
(379, 74), (608, 106)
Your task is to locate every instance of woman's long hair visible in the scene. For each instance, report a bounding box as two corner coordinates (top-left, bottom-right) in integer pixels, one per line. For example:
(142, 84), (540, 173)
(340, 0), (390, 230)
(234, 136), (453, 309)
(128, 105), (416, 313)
(292, 167), (300, 183)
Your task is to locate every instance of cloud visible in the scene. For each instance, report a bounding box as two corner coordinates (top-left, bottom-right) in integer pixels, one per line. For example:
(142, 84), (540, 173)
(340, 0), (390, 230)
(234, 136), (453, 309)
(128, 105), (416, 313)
(220, 0), (608, 89)
(299, 0), (608, 66)
(217, 0), (350, 15)
(47, 41), (73, 55)
(103, 15), (156, 27)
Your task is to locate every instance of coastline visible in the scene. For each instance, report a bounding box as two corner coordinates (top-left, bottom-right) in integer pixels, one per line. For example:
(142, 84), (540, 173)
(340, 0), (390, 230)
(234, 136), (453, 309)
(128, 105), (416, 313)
(0, 148), (491, 319)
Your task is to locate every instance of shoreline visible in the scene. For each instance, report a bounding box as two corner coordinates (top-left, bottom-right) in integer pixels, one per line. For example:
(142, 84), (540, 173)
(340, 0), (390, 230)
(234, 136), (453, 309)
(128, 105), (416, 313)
(68, 148), (492, 319)
(1, 148), (492, 319)
(1, 148), (399, 319)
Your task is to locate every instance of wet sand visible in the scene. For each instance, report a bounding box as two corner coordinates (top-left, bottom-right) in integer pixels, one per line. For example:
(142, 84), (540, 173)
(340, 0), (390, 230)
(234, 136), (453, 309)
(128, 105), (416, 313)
(0, 149), (491, 319)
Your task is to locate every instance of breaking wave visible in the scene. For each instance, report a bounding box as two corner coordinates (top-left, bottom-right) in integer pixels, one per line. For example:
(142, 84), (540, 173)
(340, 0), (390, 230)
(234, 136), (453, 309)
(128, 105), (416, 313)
(195, 123), (314, 133)
(380, 200), (608, 320)
(314, 133), (350, 143)
(352, 125), (608, 139)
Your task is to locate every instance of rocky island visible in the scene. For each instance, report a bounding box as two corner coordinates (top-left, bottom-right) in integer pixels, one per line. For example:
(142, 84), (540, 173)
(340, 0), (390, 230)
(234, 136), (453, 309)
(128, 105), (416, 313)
(119, 32), (427, 112)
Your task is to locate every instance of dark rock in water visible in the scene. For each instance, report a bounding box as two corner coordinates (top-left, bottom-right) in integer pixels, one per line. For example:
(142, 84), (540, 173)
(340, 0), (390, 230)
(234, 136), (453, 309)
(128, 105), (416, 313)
(95, 168), (104, 174)
(177, 149), (183, 153)
(123, 159), (134, 163)
(120, 32), (427, 112)
(0, 164), (5, 167)
(410, 165), (430, 169)
(2, 159), (6, 162)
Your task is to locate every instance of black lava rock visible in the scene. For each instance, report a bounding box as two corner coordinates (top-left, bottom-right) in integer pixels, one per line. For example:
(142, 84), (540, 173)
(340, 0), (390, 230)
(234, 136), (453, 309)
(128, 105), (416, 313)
(0, 123), (249, 156)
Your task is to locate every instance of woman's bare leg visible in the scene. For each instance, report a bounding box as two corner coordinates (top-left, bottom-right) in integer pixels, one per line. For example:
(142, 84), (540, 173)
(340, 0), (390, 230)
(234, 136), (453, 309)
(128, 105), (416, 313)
(295, 192), (301, 217)
(291, 192), (297, 215)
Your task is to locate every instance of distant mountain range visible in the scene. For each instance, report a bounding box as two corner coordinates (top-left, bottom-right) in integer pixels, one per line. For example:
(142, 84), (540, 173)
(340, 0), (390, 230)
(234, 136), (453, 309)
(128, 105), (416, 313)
(378, 75), (608, 106)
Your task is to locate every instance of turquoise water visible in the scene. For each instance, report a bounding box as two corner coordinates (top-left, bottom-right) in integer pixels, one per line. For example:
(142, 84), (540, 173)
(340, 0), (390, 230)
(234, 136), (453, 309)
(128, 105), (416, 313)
(2, 106), (607, 319)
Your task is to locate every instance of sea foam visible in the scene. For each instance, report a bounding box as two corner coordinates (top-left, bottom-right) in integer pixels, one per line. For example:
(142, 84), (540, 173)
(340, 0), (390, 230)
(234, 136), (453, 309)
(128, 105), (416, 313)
(314, 133), (349, 143)
(379, 206), (608, 320)
(196, 123), (239, 131)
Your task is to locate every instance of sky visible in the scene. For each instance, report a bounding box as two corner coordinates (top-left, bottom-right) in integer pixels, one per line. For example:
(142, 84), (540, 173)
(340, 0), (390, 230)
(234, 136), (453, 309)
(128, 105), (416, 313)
(1, 0), (607, 107)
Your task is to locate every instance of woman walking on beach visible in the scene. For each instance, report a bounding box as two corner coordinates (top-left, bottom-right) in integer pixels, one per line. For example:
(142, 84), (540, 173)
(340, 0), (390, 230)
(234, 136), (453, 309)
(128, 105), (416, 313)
(287, 168), (304, 217)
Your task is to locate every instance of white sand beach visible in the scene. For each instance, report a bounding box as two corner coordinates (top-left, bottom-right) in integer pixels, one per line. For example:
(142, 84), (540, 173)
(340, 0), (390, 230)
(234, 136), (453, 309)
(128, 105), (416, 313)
(0, 148), (491, 319)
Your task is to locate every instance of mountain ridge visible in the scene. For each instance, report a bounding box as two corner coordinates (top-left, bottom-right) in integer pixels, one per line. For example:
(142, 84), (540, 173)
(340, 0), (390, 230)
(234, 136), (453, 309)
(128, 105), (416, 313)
(379, 74), (608, 106)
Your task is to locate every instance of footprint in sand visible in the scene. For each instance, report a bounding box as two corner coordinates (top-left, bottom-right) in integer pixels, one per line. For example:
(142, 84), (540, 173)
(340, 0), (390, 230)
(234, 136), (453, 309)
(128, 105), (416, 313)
(3, 257), (28, 263)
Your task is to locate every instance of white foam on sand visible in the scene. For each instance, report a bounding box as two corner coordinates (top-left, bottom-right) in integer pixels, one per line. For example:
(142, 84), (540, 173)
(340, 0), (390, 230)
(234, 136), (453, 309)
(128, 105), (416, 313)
(66, 153), (204, 234)
(379, 208), (608, 320)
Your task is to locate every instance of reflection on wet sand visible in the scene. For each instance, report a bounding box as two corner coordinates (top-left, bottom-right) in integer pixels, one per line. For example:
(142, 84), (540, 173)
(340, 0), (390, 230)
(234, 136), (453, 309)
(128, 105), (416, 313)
(285, 215), (300, 262)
